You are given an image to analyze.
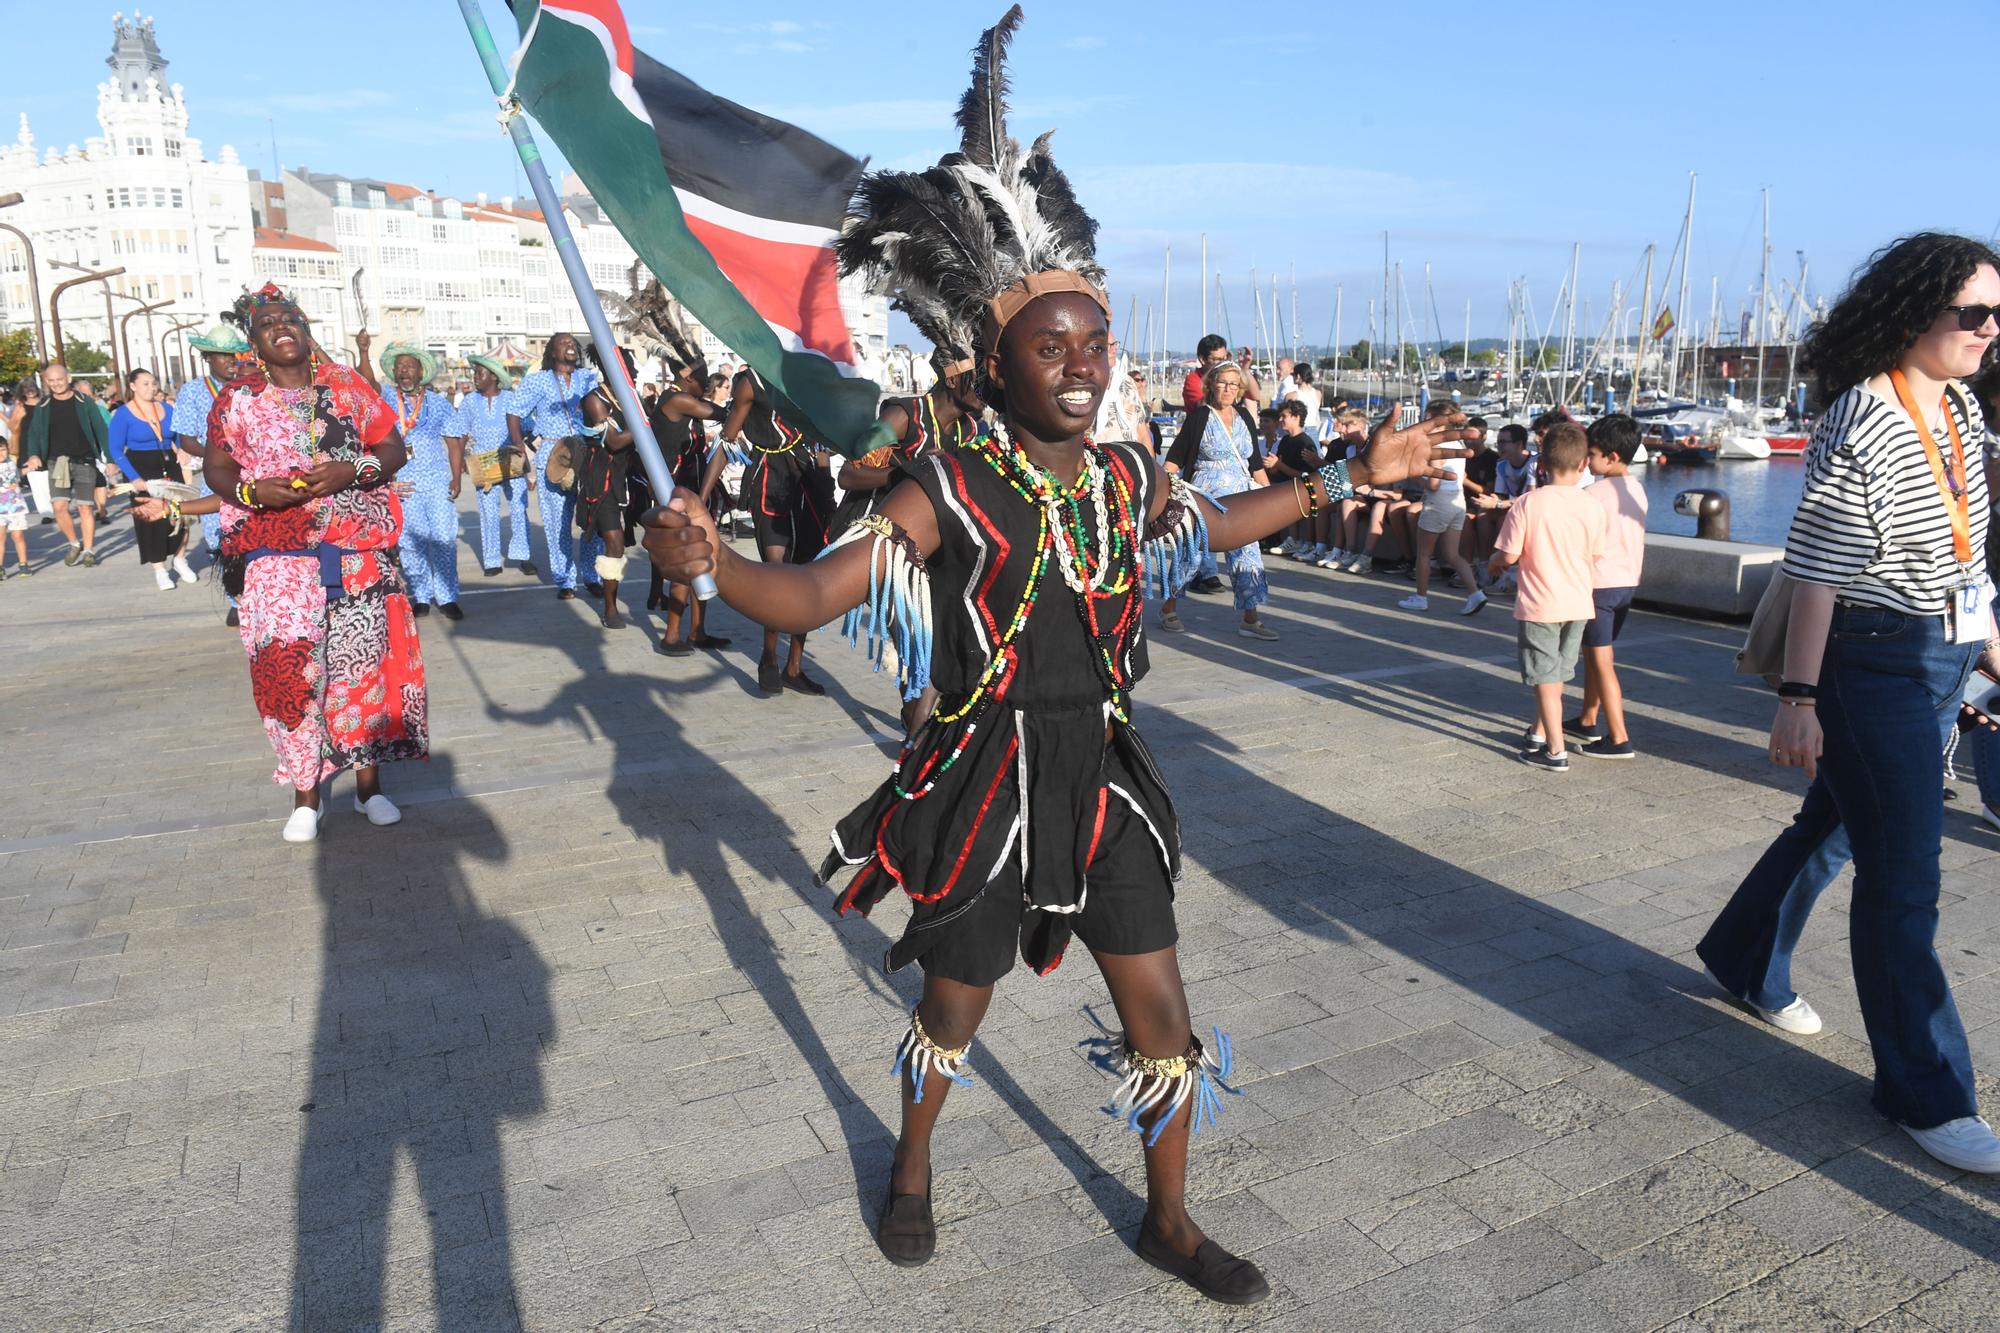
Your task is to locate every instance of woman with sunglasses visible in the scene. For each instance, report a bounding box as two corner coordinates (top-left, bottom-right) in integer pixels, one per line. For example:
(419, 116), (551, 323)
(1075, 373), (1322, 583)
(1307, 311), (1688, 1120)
(1697, 232), (2000, 1173)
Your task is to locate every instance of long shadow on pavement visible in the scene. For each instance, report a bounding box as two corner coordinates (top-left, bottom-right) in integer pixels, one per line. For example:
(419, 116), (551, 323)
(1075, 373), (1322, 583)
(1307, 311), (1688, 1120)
(291, 752), (553, 1330)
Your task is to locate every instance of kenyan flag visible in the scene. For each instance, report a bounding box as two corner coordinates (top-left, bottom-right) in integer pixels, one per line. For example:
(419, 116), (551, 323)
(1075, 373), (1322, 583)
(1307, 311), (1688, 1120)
(506, 0), (892, 457)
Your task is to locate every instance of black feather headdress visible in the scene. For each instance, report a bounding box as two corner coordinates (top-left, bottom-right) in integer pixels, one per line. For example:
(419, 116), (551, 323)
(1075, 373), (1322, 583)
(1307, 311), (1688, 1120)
(835, 6), (1106, 370)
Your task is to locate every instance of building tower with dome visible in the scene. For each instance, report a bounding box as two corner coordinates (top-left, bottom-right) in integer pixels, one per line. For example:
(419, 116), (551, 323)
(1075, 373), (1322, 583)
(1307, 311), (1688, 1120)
(0, 12), (254, 381)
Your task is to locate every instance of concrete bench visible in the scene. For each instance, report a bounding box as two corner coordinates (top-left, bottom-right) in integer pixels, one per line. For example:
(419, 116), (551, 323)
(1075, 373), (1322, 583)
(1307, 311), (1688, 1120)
(1637, 534), (1783, 618)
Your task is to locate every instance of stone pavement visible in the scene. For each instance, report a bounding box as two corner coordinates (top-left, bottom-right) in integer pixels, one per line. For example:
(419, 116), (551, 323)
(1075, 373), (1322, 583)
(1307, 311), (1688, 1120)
(2, 500), (1998, 1332)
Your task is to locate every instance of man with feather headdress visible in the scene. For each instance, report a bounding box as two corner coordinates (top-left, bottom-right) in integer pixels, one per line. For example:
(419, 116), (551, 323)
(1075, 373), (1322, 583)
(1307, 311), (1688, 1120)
(642, 7), (1472, 1302)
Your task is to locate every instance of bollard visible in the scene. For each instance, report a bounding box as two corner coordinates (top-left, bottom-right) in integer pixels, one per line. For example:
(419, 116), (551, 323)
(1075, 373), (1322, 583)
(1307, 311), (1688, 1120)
(1673, 489), (1731, 542)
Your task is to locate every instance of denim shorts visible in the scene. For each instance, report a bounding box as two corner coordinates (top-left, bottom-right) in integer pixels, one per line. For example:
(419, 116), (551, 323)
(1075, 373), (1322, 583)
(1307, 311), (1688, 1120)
(1518, 619), (1586, 685)
(54, 461), (102, 504)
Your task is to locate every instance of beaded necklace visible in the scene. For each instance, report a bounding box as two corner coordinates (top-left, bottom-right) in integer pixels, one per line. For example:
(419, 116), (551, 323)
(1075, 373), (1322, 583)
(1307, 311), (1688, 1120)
(393, 387), (425, 436)
(894, 435), (1142, 801)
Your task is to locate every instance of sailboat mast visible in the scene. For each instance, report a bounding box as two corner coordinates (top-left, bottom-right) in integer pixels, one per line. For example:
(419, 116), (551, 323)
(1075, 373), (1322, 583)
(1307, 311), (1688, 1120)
(1560, 241), (1580, 406)
(1462, 299), (1471, 376)
(1633, 244), (1656, 408)
(1199, 233), (1207, 341)
(1381, 232), (1391, 408)
(1754, 188), (1770, 410)
(1672, 172), (1696, 402)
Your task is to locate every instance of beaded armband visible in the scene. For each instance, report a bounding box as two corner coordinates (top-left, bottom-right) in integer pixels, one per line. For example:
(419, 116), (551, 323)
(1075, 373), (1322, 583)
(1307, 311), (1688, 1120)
(1314, 459), (1355, 505)
(891, 1008), (973, 1104)
(1141, 475), (1210, 602)
(1104, 1027), (1241, 1145)
(823, 513), (932, 701)
(354, 454), (385, 488)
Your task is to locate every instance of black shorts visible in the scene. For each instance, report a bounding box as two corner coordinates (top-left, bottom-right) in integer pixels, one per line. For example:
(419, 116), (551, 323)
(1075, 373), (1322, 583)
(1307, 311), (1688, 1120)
(1583, 586), (1635, 648)
(919, 793), (1178, 987)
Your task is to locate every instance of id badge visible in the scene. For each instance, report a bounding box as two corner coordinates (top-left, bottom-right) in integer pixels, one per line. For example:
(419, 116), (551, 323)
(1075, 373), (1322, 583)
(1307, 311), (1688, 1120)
(1949, 578), (1994, 645)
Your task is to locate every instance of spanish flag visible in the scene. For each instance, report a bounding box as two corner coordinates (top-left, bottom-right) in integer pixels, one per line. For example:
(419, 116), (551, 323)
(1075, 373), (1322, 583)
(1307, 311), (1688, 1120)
(504, 0), (892, 456)
(1650, 305), (1675, 340)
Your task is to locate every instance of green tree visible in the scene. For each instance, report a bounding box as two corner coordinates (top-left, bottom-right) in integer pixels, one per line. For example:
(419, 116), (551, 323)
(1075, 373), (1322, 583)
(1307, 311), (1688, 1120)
(0, 328), (35, 386)
(1441, 342), (1466, 365)
(1347, 338), (1372, 368)
(60, 336), (110, 376)
(1471, 348), (1499, 366)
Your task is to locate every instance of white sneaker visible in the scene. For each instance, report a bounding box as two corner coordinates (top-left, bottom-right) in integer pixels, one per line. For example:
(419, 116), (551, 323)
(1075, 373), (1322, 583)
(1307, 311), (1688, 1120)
(1903, 1116), (2000, 1173)
(1461, 589), (1488, 616)
(153, 564), (174, 591)
(1316, 549), (1346, 569)
(1277, 538), (1301, 558)
(1980, 804), (2000, 834)
(1398, 594), (1429, 612)
(1288, 543), (1312, 562)
(281, 807), (321, 843)
(1347, 554), (1373, 575)
(353, 793), (402, 827)
(1703, 966), (1822, 1035)
(170, 555), (197, 582)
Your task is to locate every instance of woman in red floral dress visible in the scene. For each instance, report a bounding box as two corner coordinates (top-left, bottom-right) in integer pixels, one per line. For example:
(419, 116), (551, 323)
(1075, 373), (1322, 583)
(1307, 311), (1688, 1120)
(201, 284), (427, 843)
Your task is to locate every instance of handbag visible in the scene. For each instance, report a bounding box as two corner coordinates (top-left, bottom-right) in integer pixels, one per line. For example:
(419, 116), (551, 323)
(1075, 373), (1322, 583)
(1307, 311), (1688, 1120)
(470, 450), (506, 490)
(543, 438), (574, 493)
(1735, 567), (1795, 685)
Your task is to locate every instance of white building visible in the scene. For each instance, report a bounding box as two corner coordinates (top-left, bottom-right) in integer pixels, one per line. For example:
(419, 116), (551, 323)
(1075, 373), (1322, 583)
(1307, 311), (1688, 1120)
(250, 226), (348, 358)
(0, 13), (254, 382)
(2, 14), (890, 393)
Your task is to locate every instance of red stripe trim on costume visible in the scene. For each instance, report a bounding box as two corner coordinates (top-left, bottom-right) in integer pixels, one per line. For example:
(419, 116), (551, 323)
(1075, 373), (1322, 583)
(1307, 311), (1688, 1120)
(942, 452), (1009, 643)
(1085, 786), (1109, 866)
(834, 859), (876, 915)
(906, 733), (1018, 904)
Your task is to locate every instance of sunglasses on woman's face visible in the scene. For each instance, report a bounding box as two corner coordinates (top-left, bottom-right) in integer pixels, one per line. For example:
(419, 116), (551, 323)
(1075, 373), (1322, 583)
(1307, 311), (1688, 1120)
(1944, 304), (2000, 332)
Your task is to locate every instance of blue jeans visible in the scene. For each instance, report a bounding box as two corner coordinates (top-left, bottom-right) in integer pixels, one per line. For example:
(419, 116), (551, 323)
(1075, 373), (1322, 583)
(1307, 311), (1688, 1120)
(1973, 718), (2000, 810)
(1697, 604), (1979, 1129)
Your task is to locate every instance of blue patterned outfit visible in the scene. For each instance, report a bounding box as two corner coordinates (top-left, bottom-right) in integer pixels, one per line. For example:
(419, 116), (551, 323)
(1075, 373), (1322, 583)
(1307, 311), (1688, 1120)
(385, 386), (462, 606)
(451, 390), (530, 569)
(171, 374), (226, 556)
(1187, 410), (1268, 611)
(510, 367), (603, 589)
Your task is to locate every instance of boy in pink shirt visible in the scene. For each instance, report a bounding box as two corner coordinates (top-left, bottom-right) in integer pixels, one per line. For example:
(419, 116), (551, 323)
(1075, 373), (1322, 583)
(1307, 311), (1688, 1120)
(1487, 423), (1605, 772)
(1568, 414), (1650, 759)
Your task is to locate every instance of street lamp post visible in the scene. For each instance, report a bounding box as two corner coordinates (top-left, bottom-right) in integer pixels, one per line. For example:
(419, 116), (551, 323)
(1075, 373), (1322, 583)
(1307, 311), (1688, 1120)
(119, 300), (174, 375)
(161, 317), (201, 386)
(0, 192), (48, 365)
(47, 262), (125, 380)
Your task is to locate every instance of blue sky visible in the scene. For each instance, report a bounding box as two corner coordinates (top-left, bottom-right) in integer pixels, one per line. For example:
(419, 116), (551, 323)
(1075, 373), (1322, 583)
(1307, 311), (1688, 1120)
(11, 1), (1998, 354)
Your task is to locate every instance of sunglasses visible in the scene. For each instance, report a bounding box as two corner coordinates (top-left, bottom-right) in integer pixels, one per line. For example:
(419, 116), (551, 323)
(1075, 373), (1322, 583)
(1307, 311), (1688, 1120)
(1944, 304), (2000, 332)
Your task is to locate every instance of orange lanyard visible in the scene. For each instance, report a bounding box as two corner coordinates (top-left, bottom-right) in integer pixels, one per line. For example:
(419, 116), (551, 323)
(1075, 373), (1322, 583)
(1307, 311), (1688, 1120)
(1888, 369), (1974, 566)
(130, 401), (164, 443)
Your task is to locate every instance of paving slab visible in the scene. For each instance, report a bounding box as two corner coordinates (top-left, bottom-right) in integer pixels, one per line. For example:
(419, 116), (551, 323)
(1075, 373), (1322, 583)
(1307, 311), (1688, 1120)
(3, 512), (1998, 1329)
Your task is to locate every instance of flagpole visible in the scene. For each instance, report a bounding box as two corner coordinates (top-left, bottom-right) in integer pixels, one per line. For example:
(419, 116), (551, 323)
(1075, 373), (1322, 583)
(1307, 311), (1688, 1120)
(457, 0), (716, 601)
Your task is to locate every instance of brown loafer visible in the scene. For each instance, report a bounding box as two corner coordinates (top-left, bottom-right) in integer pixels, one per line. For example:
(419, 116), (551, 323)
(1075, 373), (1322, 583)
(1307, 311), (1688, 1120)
(1134, 1218), (1269, 1305)
(876, 1174), (935, 1267)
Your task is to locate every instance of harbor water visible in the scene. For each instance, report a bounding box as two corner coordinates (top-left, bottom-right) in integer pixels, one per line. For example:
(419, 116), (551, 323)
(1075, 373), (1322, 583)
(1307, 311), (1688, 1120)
(1638, 457), (1805, 547)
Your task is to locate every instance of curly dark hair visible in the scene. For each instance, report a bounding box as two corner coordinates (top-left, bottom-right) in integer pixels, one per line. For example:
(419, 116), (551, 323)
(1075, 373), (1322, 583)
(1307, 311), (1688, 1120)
(1799, 232), (1999, 402)
(541, 332), (582, 371)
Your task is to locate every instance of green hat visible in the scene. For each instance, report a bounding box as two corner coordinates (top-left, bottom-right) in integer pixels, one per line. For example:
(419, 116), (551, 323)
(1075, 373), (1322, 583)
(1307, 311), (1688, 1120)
(188, 323), (251, 355)
(378, 341), (439, 383)
(466, 352), (512, 384)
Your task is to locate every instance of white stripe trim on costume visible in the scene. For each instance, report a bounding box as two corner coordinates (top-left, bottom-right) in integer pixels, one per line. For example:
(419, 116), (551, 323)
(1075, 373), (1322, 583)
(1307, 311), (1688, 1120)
(1106, 781), (1171, 876)
(927, 455), (993, 661)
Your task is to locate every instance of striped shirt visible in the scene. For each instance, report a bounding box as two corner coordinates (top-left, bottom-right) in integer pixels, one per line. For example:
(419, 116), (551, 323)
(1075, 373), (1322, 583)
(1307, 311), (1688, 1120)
(1782, 382), (1991, 617)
